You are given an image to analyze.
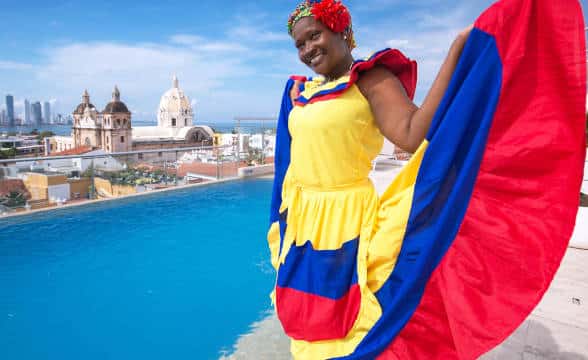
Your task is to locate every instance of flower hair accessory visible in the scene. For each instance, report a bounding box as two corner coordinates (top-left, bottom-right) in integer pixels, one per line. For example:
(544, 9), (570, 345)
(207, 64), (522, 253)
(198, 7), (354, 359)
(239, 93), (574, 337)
(287, 0), (356, 50)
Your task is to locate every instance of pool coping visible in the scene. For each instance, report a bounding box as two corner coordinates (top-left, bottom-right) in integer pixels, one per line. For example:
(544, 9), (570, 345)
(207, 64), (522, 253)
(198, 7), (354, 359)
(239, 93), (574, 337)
(0, 174), (274, 221)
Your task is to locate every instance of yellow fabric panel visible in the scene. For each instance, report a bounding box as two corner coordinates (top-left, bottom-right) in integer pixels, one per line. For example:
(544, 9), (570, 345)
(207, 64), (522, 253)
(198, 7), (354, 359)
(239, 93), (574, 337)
(366, 140), (429, 293)
(289, 84), (383, 189)
(267, 221), (281, 271)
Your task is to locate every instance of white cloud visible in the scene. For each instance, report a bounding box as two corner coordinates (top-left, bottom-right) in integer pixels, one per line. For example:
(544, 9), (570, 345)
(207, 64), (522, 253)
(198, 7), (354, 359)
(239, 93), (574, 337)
(0, 60), (34, 71)
(31, 34), (272, 120)
(228, 26), (289, 42)
(169, 34), (205, 46)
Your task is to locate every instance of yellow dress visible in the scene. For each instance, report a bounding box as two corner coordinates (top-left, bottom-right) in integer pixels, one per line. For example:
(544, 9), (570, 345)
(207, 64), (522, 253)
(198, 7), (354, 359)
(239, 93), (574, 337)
(267, 72), (417, 358)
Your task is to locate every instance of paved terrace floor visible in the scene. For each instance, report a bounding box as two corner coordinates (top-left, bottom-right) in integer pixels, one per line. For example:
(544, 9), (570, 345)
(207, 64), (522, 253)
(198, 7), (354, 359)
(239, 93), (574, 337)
(221, 162), (588, 360)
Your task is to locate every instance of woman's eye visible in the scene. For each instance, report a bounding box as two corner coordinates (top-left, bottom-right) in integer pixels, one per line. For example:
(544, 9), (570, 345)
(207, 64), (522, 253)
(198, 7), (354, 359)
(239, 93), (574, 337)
(310, 32), (320, 40)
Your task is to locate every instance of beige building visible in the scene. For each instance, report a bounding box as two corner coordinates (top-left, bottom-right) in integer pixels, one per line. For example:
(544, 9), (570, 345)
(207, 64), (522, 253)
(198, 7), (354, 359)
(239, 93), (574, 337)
(71, 87), (132, 153)
(51, 77), (214, 159)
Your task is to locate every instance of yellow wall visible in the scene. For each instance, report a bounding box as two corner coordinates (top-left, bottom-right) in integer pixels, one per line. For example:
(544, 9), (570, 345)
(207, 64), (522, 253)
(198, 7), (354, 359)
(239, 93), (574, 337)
(68, 178), (91, 199)
(22, 173), (68, 201)
(93, 177), (136, 197)
(23, 173), (47, 201)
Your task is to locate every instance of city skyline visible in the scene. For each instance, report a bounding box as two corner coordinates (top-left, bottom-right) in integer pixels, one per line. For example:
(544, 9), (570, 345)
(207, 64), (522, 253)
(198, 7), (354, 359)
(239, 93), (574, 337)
(1, 95), (64, 125)
(1, 0), (586, 121)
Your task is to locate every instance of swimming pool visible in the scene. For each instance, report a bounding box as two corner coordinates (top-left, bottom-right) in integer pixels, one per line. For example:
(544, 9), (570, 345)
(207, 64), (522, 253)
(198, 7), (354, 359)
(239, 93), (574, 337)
(0, 179), (275, 360)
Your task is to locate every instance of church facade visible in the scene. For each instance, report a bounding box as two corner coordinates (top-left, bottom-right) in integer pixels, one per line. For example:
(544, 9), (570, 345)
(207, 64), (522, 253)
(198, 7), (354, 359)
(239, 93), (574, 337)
(51, 77), (214, 157)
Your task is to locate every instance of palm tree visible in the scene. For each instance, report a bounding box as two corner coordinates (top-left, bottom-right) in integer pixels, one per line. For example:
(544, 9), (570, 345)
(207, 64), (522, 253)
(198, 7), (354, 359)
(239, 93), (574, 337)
(0, 191), (26, 207)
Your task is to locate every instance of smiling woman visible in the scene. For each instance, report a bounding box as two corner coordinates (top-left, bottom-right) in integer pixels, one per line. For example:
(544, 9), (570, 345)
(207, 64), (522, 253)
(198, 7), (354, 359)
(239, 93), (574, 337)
(268, 0), (586, 359)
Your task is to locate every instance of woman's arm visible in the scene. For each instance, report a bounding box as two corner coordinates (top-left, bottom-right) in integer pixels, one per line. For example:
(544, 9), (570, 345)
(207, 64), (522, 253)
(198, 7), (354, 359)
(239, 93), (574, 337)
(357, 27), (472, 153)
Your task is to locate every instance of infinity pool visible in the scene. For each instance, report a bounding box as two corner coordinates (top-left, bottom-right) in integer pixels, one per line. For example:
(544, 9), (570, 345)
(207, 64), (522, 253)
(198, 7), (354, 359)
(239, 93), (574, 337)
(0, 179), (275, 360)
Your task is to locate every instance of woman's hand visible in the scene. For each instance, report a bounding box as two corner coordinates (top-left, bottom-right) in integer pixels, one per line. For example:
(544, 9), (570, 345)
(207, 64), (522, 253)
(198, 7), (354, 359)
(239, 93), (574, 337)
(290, 80), (302, 104)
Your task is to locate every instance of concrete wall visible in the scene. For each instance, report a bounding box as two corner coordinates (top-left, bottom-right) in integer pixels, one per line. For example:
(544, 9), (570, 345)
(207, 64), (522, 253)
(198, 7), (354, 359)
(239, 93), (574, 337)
(48, 184), (70, 202)
(238, 164), (274, 178)
(22, 172), (67, 201)
(94, 177), (136, 197)
(68, 178), (91, 199)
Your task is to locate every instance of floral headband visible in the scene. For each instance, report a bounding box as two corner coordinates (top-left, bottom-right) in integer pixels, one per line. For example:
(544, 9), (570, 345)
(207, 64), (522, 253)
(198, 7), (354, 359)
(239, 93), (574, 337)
(287, 0), (356, 50)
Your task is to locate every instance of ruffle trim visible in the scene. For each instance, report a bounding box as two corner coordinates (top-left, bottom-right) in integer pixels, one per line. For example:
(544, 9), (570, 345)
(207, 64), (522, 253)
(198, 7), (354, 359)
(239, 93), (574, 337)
(291, 48), (417, 106)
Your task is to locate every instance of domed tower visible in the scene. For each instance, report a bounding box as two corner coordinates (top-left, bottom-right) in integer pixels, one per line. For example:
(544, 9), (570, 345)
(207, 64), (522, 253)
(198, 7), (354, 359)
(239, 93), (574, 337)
(72, 89), (101, 148)
(157, 76), (194, 128)
(102, 86), (132, 153)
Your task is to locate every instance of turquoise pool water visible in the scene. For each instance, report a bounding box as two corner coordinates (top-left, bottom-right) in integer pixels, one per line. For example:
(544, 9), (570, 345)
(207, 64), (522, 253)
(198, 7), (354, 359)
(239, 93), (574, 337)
(0, 179), (275, 360)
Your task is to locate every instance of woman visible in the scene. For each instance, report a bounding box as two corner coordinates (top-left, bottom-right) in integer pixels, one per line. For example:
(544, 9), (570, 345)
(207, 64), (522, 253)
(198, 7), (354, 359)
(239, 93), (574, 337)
(268, 0), (586, 359)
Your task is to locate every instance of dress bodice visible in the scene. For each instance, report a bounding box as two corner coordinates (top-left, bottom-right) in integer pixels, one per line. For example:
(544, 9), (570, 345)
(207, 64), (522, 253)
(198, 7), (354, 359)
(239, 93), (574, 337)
(288, 76), (383, 188)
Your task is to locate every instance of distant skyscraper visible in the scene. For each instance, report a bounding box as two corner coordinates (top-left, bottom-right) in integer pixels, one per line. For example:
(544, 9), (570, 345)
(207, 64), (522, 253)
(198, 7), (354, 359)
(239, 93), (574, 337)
(43, 101), (51, 124)
(0, 109), (6, 125)
(24, 99), (31, 125)
(32, 102), (42, 126)
(6, 95), (15, 127)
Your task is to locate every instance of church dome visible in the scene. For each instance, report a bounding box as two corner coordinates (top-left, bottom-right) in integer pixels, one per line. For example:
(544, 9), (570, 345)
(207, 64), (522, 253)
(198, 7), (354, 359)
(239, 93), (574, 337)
(103, 86), (130, 113)
(157, 76), (194, 128)
(74, 89), (95, 114)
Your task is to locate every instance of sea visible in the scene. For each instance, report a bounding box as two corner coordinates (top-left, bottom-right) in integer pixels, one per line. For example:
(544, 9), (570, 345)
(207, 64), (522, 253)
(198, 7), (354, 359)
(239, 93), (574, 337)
(0, 119), (274, 137)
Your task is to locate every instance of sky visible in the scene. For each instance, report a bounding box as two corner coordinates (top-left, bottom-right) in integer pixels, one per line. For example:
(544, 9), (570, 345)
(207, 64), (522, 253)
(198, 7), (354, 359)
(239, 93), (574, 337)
(0, 0), (586, 122)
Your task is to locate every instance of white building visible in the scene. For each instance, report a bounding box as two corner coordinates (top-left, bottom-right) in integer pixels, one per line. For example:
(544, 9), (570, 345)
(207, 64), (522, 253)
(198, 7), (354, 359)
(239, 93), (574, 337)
(133, 76), (214, 146)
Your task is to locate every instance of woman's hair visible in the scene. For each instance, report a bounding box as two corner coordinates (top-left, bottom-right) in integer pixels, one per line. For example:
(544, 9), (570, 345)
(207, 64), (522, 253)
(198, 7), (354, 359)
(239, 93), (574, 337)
(287, 0), (356, 50)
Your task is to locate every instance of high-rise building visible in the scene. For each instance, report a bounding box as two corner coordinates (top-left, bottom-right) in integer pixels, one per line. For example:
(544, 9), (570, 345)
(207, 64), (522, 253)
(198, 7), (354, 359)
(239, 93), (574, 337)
(6, 95), (15, 127)
(24, 99), (31, 125)
(32, 102), (42, 126)
(43, 101), (51, 124)
(0, 109), (6, 125)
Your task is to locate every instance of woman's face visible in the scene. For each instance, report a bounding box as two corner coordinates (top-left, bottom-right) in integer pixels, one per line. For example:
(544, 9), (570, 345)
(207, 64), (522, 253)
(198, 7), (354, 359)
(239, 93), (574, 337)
(291, 16), (350, 78)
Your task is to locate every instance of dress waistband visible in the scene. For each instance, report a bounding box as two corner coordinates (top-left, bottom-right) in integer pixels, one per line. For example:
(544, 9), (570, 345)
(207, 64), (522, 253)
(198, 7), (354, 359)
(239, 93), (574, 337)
(290, 178), (373, 192)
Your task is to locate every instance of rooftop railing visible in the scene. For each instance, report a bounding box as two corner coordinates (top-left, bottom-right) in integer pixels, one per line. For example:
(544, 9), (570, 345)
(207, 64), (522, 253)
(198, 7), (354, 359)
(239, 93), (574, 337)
(0, 142), (274, 216)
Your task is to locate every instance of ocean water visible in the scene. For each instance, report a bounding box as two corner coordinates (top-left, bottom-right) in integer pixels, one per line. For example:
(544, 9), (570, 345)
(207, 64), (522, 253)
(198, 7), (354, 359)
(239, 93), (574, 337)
(0, 120), (273, 138)
(0, 179), (275, 360)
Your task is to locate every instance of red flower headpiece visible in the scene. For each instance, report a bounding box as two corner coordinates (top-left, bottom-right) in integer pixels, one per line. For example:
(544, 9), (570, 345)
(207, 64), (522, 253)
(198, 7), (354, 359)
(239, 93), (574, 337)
(310, 0), (351, 34)
(287, 0), (356, 49)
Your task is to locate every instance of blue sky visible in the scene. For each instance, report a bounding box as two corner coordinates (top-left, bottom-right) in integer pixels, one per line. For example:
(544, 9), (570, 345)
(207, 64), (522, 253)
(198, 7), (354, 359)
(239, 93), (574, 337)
(0, 0), (586, 122)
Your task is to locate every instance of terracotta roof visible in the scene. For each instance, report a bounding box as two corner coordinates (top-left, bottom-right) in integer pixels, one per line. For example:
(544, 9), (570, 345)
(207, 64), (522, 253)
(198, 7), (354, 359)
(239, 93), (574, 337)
(51, 146), (94, 156)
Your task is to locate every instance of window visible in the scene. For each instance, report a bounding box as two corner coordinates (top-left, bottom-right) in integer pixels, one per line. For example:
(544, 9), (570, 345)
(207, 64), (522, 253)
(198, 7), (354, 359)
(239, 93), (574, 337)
(106, 136), (109, 144)
(158, 152), (162, 157)
(185, 119), (188, 126)
(120, 136), (124, 143)
(138, 153), (143, 160)
(172, 118), (176, 126)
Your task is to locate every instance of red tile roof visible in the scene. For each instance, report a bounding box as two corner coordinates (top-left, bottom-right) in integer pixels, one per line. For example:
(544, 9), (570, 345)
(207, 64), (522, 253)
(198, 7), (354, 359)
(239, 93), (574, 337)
(51, 146), (94, 156)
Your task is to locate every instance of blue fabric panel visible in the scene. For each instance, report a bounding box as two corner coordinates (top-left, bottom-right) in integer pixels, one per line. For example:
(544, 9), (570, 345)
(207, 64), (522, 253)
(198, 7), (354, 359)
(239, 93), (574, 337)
(277, 238), (359, 300)
(336, 28), (503, 359)
(270, 79), (295, 224)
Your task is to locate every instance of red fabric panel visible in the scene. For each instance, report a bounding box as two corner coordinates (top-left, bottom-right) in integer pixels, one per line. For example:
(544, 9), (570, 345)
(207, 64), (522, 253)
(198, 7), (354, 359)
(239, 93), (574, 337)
(381, 0), (586, 359)
(276, 284), (362, 342)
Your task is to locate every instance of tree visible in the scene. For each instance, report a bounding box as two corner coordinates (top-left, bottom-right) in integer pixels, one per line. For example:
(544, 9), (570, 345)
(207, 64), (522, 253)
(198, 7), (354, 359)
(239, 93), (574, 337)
(0, 191), (26, 207)
(0, 147), (16, 159)
(36, 131), (55, 140)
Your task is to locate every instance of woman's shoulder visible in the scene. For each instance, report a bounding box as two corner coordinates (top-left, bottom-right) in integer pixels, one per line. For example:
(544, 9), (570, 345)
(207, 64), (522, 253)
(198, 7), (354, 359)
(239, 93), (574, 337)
(351, 48), (418, 100)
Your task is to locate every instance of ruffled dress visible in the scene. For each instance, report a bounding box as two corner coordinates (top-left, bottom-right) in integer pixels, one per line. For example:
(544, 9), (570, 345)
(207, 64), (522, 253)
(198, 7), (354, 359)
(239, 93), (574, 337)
(268, 0), (586, 359)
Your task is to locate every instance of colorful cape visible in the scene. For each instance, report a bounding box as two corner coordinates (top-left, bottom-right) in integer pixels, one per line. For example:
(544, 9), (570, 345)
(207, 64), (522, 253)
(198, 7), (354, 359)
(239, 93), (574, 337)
(269, 0), (586, 358)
